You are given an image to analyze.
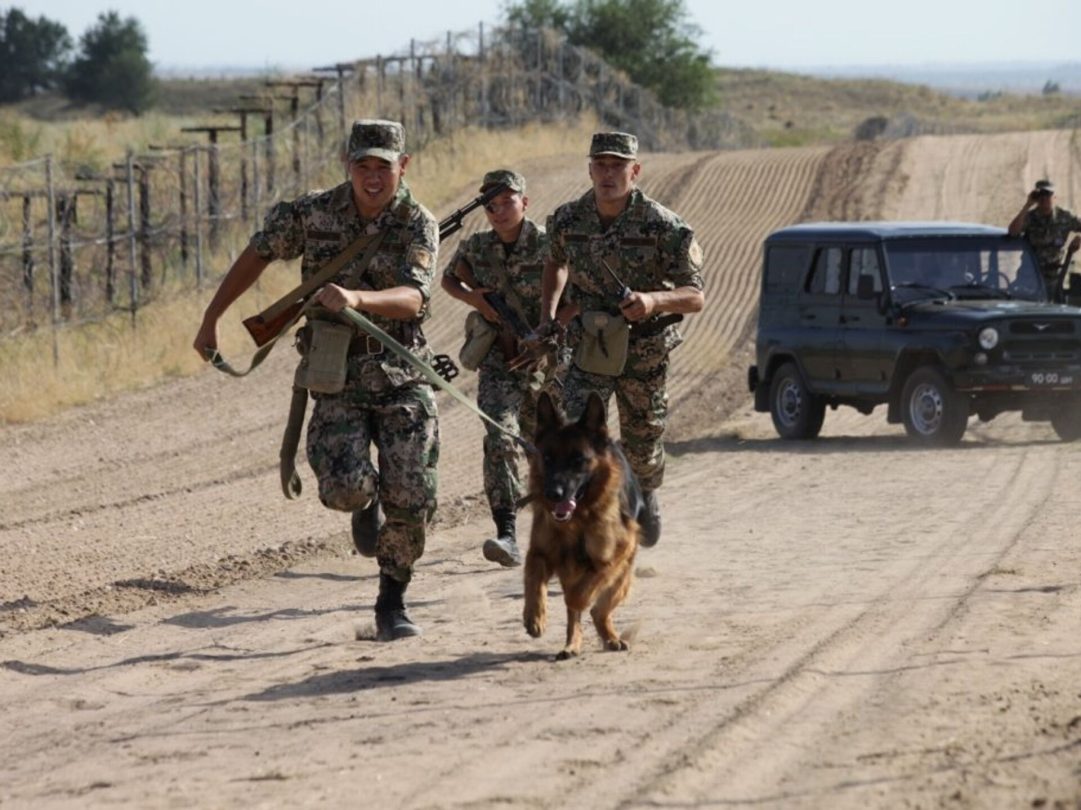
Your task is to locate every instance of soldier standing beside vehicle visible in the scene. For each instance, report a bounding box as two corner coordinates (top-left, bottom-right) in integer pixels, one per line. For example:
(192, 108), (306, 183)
(192, 120), (439, 642)
(539, 132), (705, 547)
(1008, 179), (1081, 293)
(441, 170), (567, 567)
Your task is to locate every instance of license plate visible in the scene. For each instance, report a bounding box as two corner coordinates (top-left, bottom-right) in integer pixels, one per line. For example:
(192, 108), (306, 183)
(1029, 371), (1074, 387)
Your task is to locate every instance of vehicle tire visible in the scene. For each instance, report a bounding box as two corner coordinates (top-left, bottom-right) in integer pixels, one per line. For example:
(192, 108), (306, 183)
(769, 362), (825, 440)
(1050, 405), (1081, 442)
(900, 367), (968, 446)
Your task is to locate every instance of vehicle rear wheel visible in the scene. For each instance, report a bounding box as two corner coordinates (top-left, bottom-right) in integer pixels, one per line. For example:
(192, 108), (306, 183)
(768, 362), (825, 440)
(900, 367), (968, 446)
(1050, 405), (1081, 442)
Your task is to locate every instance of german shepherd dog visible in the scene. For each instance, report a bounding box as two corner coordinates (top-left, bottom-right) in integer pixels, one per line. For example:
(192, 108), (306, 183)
(523, 391), (643, 659)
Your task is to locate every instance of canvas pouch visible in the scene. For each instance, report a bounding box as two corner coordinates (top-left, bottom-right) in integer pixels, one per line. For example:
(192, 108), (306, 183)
(294, 320), (354, 394)
(459, 310), (499, 371)
(573, 310), (629, 376)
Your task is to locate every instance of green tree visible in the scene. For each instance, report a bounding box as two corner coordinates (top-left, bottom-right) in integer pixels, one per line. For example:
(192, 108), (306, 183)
(503, 0), (716, 110)
(0, 8), (72, 103)
(65, 11), (155, 114)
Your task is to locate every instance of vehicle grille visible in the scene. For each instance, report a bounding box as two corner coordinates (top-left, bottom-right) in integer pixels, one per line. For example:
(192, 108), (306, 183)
(1009, 320), (1075, 335)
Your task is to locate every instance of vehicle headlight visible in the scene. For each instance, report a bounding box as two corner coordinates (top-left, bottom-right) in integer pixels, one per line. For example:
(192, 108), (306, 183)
(978, 327), (999, 350)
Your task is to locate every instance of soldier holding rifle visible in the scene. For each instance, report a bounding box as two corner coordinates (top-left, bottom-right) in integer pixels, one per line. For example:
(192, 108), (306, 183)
(539, 132), (705, 548)
(193, 120), (438, 642)
(442, 169), (569, 567)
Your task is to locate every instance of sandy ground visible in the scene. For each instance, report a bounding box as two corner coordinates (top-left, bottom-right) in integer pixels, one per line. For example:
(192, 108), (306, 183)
(2, 130), (1080, 809)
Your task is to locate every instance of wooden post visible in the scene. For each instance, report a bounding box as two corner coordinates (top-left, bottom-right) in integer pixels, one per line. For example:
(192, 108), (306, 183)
(57, 193), (74, 313)
(192, 148), (204, 289)
(137, 165), (152, 288)
(180, 125), (241, 245)
(45, 155), (59, 363)
(21, 194), (33, 312)
(125, 151), (138, 323)
(105, 179), (116, 304)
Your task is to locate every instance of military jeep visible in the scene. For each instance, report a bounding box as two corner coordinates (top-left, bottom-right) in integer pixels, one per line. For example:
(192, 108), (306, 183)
(747, 222), (1081, 445)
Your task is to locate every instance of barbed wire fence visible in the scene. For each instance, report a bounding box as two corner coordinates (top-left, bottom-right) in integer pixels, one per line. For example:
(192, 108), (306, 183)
(0, 23), (759, 356)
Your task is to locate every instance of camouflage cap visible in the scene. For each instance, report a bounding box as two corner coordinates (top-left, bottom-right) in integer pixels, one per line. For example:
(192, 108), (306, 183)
(589, 131), (638, 159)
(480, 169), (526, 194)
(1034, 179), (1055, 195)
(347, 119), (405, 162)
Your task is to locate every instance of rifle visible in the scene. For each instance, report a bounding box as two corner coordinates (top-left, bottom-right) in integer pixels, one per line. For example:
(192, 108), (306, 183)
(242, 185), (509, 348)
(439, 183), (508, 242)
(598, 257), (684, 337)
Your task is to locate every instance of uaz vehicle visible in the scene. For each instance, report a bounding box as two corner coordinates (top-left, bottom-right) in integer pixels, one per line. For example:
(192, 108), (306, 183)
(748, 222), (1081, 445)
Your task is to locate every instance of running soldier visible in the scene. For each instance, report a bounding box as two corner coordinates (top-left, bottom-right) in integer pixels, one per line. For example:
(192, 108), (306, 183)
(539, 132), (705, 548)
(1008, 179), (1081, 294)
(193, 120), (439, 641)
(441, 169), (568, 566)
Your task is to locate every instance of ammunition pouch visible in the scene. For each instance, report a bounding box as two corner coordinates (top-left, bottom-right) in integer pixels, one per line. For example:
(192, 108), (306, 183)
(459, 310), (499, 371)
(294, 319), (354, 394)
(573, 310), (629, 376)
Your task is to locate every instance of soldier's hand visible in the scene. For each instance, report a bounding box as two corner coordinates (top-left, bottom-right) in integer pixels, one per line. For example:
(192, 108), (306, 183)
(315, 283), (362, 313)
(193, 318), (220, 361)
(470, 288), (500, 323)
(1069, 235), (1081, 253)
(619, 291), (656, 322)
(1028, 190), (1040, 205)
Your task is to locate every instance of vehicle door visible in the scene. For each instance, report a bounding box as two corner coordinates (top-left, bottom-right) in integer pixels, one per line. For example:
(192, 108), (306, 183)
(796, 245), (845, 391)
(840, 245), (892, 393)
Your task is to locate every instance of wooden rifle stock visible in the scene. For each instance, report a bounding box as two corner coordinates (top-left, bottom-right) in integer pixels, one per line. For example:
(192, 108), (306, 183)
(244, 300), (304, 348)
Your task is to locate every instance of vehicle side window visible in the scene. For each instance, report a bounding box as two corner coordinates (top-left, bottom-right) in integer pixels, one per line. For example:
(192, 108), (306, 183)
(807, 247), (843, 295)
(765, 245), (811, 294)
(848, 248), (883, 294)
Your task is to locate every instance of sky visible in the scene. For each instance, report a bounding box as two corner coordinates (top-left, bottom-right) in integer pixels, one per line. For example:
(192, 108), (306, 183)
(21, 0), (1081, 72)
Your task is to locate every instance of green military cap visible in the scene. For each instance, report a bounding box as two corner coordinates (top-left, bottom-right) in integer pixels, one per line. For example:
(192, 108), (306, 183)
(589, 131), (638, 159)
(1034, 179), (1055, 195)
(347, 119), (405, 162)
(480, 169), (526, 194)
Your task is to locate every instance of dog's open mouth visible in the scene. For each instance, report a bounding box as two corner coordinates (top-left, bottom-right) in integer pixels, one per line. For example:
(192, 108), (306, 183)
(551, 499), (577, 522)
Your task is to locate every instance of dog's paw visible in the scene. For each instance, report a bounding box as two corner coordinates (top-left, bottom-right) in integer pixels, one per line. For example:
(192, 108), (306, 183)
(555, 648), (580, 661)
(524, 614), (546, 638)
(605, 638), (630, 652)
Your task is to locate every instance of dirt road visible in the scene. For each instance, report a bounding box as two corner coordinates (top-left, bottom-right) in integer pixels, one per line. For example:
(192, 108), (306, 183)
(2, 131), (1080, 808)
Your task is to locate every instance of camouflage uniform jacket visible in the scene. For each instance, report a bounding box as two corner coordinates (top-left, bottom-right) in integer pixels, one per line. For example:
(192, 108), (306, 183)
(250, 179), (439, 393)
(547, 187), (704, 354)
(1022, 205), (1081, 282)
(444, 217), (548, 329)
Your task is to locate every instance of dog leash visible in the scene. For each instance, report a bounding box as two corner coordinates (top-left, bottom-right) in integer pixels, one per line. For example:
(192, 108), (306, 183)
(338, 307), (538, 457)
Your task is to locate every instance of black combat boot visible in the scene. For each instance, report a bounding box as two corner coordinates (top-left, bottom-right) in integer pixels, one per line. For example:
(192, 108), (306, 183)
(482, 508), (522, 567)
(351, 495), (384, 558)
(374, 573), (422, 641)
(639, 489), (661, 548)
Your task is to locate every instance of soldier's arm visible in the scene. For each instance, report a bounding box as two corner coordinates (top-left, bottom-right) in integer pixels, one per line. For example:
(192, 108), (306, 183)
(440, 255), (499, 322)
(1008, 197), (1035, 236)
(193, 245), (271, 357)
(541, 256), (568, 324)
(620, 227), (705, 321)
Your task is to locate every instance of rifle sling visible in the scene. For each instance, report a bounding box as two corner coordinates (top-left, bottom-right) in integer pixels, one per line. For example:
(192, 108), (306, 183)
(485, 241), (533, 334)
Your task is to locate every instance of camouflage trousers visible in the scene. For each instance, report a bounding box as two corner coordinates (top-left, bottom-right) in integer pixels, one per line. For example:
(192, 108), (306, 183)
(477, 357), (542, 514)
(306, 383), (439, 582)
(561, 350), (669, 492)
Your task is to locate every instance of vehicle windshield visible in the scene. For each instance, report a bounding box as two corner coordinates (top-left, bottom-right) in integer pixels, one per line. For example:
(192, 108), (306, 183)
(884, 237), (1045, 302)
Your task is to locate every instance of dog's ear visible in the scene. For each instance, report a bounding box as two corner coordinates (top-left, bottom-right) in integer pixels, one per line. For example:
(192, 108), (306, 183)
(536, 391), (561, 437)
(580, 391), (608, 437)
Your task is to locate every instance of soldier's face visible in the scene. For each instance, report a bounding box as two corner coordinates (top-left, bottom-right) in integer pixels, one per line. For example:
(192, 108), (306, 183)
(1037, 192), (1055, 214)
(349, 156), (408, 217)
(589, 156), (639, 204)
(483, 190), (527, 237)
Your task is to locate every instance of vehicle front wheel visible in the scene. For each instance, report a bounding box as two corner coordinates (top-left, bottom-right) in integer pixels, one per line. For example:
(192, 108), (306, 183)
(900, 367), (968, 446)
(768, 362), (825, 440)
(1050, 403), (1081, 442)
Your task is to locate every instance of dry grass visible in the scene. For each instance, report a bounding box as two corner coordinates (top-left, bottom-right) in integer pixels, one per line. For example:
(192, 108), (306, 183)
(0, 115), (598, 424)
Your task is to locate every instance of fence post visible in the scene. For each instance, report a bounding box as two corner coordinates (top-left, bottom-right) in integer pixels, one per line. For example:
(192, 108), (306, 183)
(21, 194), (33, 316)
(45, 155), (59, 364)
(138, 164), (152, 288)
(57, 193), (74, 315)
(178, 149), (189, 267)
(193, 148), (204, 289)
(105, 179), (116, 305)
(126, 151), (138, 324)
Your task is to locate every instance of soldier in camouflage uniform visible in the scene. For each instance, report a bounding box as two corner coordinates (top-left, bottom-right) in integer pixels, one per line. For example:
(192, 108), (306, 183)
(540, 132), (705, 548)
(441, 169), (564, 567)
(193, 120), (438, 642)
(1008, 179), (1081, 294)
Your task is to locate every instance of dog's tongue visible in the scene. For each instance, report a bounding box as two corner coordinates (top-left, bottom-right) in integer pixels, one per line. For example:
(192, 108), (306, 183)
(552, 498), (577, 522)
